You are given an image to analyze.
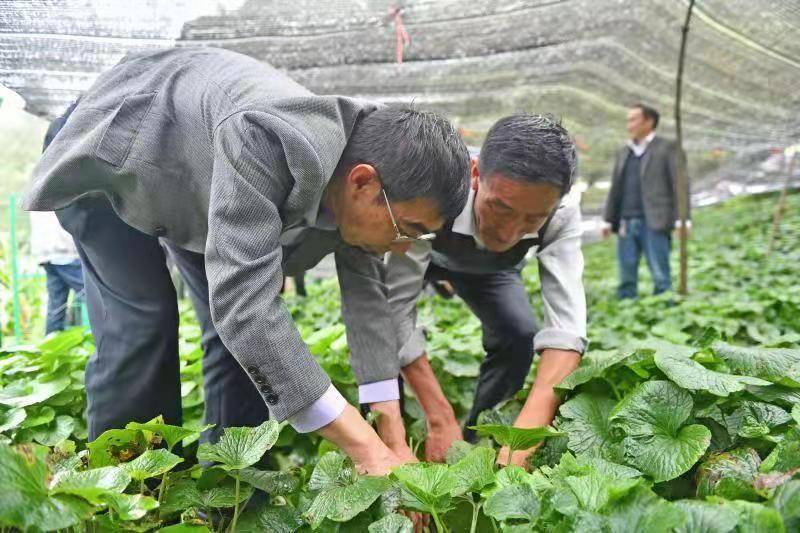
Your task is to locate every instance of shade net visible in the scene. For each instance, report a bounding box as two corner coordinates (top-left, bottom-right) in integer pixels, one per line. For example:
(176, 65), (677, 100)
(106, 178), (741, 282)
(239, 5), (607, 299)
(1, 0), (798, 213)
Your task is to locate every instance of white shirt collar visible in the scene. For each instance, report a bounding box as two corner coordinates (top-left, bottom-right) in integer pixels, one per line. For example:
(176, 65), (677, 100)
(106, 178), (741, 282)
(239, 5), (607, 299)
(627, 131), (656, 157)
(451, 186), (538, 247)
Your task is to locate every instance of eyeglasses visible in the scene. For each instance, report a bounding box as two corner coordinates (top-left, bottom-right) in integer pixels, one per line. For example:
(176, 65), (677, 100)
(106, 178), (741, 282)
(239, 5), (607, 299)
(382, 189), (437, 243)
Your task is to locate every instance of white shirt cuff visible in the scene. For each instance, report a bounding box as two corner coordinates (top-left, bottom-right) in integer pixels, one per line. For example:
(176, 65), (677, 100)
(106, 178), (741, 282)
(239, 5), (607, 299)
(287, 384), (347, 433)
(358, 379), (400, 404)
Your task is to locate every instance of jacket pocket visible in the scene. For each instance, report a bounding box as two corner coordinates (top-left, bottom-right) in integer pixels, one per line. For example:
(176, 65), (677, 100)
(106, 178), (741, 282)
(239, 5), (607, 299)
(95, 92), (157, 167)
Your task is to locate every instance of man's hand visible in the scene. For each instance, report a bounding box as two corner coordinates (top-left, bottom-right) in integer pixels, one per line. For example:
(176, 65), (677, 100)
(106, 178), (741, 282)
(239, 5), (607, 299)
(496, 349), (581, 470)
(369, 399), (417, 462)
(401, 354), (463, 462)
(317, 404), (404, 475)
(601, 225), (612, 239)
(425, 416), (463, 463)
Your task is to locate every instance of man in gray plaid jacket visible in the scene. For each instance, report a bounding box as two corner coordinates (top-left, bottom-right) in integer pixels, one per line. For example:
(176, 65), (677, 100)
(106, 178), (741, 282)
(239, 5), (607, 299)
(24, 47), (470, 475)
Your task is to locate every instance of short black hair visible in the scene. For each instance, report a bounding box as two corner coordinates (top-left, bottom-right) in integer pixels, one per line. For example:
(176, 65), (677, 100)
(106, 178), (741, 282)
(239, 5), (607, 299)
(632, 103), (660, 129)
(338, 106), (470, 221)
(478, 114), (577, 196)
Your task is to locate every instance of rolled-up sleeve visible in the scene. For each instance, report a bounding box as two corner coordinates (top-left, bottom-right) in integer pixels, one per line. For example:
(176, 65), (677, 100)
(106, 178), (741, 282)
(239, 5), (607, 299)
(387, 241), (432, 368)
(534, 202), (589, 354)
(205, 113), (332, 423)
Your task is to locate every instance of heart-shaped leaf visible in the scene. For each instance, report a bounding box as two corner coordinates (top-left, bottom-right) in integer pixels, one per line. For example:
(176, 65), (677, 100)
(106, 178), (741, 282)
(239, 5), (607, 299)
(391, 463), (457, 514)
(655, 350), (770, 396)
(126, 416), (214, 451)
(305, 476), (391, 528)
(197, 420), (284, 470)
(448, 445), (496, 496)
(483, 483), (540, 523)
(610, 381), (711, 482)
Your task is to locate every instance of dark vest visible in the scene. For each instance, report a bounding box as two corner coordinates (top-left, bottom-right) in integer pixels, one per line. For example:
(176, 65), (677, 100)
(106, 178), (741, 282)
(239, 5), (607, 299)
(430, 213), (554, 275)
(620, 150), (645, 218)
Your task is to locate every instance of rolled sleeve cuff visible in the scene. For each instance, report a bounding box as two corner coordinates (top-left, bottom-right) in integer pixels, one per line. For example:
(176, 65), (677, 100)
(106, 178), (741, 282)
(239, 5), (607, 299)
(534, 328), (588, 355)
(358, 379), (400, 404)
(287, 384), (347, 433)
(398, 327), (427, 367)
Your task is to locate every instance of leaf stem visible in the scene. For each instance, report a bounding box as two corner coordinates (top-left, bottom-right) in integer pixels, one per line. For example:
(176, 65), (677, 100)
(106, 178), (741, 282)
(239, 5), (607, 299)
(157, 471), (170, 520)
(431, 509), (447, 533)
(469, 499), (481, 533)
(230, 473), (241, 533)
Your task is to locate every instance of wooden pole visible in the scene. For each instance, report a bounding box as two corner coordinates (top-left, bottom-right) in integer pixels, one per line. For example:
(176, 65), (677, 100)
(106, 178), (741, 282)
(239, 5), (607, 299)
(766, 148), (797, 255)
(674, 0), (695, 295)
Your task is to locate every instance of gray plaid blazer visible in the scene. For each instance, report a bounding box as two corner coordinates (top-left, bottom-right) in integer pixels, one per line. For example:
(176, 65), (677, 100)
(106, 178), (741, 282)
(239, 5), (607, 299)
(24, 47), (399, 421)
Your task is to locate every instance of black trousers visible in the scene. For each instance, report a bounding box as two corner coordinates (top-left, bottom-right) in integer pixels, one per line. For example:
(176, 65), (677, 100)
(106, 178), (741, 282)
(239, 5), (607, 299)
(426, 264), (538, 442)
(56, 197), (267, 442)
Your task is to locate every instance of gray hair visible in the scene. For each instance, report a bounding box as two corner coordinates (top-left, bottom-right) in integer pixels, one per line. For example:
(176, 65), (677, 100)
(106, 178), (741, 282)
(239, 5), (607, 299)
(478, 114), (577, 196)
(338, 106), (471, 221)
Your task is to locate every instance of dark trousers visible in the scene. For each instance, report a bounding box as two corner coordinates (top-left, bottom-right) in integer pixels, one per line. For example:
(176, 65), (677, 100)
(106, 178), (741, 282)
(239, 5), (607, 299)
(56, 197), (267, 442)
(43, 260), (84, 334)
(616, 217), (672, 299)
(427, 265), (538, 442)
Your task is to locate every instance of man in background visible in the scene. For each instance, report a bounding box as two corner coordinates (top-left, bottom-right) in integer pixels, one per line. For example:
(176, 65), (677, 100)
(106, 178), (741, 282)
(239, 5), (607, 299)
(603, 103), (690, 299)
(29, 210), (83, 334)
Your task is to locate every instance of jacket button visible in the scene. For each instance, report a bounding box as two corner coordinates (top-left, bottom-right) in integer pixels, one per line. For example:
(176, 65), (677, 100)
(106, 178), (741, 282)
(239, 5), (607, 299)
(246, 366), (258, 375)
(154, 226), (166, 237)
(259, 385), (271, 394)
(265, 393), (279, 405)
(254, 376), (266, 384)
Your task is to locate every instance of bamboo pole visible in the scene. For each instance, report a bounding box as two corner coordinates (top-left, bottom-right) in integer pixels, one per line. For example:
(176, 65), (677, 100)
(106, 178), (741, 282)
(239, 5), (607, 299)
(674, 0), (695, 295)
(766, 147), (798, 255)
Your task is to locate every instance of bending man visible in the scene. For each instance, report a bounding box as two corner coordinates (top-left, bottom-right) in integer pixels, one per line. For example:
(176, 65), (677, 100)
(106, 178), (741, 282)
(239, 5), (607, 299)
(24, 47), (470, 474)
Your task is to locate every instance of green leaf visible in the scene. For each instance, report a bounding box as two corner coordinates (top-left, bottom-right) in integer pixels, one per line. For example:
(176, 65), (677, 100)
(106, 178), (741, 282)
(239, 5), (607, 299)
(558, 392), (617, 455)
(238, 467), (301, 495)
(309, 451), (350, 491)
(445, 440), (474, 465)
(0, 407), (26, 432)
(368, 513), (414, 533)
(0, 443), (95, 530)
(238, 503), (304, 533)
(713, 342), (800, 386)
(654, 350), (770, 396)
(126, 416), (214, 450)
(483, 483), (540, 523)
(32, 414), (75, 446)
(470, 424), (563, 451)
(747, 385), (800, 407)
(609, 381), (711, 482)
(761, 427), (800, 473)
(160, 476), (253, 515)
(119, 448), (183, 480)
(719, 500), (785, 532)
(37, 328), (86, 354)
(305, 475), (391, 528)
(736, 401), (792, 438)
(87, 428), (151, 468)
(448, 445), (496, 496)
(606, 484), (686, 533)
(565, 473), (640, 512)
(50, 465), (131, 504)
(696, 448), (761, 501)
(196, 420), (284, 470)
(391, 462), (457, 514)
(555, 349), (631, 391)
(672, 500), (739, 533)
(0, 376), (71, 407)
(101, 492), (158, 521)
(793, 403), (800, 425)
(772, 480), (800, 531)
(20, 405), (56, 428)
